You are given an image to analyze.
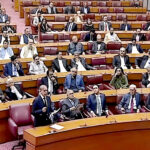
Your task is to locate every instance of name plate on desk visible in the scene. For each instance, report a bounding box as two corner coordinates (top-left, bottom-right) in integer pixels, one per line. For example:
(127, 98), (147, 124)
(50, 124), (64, 130)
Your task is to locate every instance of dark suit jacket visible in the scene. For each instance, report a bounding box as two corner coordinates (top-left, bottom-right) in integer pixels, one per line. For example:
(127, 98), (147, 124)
(142, 73), (150, 87)
(120, 23), (131, 31)
(64, 6), (75, 14)
(146, 94), (150, 109)
(41, 76), (59, 94)
(92, 41), (106, 53)
(99, 21), (112, 31)
(80, 7), (90, 14)
(32, 95), (55, 127)
(135, 55), (149, 68)
(2, 25), (16, 33)
(132, 33), (145, 41)
(52, 58), (70, 72)
(144, 22), (150, 31)
(0, 14), (9, 23)
(126, 43), (143, 53)
(65, 22), (77, 31)
(113, 55), (131, 69)
(86, 93), (107, 115)
(84, 33), (97, 42)
(71, 57), (93, 70)
(4, 62), (24, 77)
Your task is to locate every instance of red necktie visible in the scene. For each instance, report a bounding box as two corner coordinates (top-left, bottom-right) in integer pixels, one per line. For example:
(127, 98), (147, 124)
(105, 23), (107, 31)
(130, 97), (134, 113)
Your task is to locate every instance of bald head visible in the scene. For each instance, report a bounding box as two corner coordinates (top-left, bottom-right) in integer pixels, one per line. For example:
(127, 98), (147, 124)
(72, 36), (78, 43)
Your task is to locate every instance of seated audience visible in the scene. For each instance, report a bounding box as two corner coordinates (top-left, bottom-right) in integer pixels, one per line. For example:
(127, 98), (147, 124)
(144, 22), (150, 31)
(92, 34), (106, 54)
(80, 2), (90, 14)
(132, 28), (145, 41)
(64, 5), (75, 14)
(126, 39), (143, 54)
(0, 31), (10, 45)
(2, 20), (16, 33)
(104, 28), (121, 44)
(61, 89), (83, 120)
(30, 5), (45, 14)
(4, 55), (24, 77)
(71, 52), (94, 71)
(84, 18), (94, 31)
(41, 70), (58, 95)
(29, 54), (48, 75)
(67, 36), (84, 55)
(0, 9), (9, 23)
(84, 29), (97, 42)
(20, 28), (34, 44)
(110, 67), (129, 89)
(0, 88), (5, 102)
(74, 11), (83, 23)
(33, 12), (43, 26)
(135, 49), (150, 69)
(52, 52), (70, 72)
(113, 47), (131, 69)
(64, 67), (85, 92)
(64, 17), (77, 31)
(86, 85), (108, 117)
(117, 84), (141, 113)
(99, 16), (112, 31)
(142, 67), (150, 87)
(47, 2), (57, 14)
(0, 40), (14, 60)
(20, 39), (38, 58)
(40, 18), (51, 33)
(146, 88), (150, 110)
(120, 19), (131, 31)
(5, 78), (27, 100)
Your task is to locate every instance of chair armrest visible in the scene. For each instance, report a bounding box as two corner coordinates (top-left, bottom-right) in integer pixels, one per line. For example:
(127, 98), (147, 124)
(8, 118), (18, 138)
(103, 84), (114, 90)
(86, 86), (93, 91)
(141, 106), (150, 112)
(108, 110), (113, 115)
(25, 92), (34, 98)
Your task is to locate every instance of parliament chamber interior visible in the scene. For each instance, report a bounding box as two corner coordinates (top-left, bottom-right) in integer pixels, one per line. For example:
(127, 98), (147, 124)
(0, 0), (150, 149)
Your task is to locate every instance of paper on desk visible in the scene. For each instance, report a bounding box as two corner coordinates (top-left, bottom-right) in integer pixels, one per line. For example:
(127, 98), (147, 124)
(50, 124), (64, 130)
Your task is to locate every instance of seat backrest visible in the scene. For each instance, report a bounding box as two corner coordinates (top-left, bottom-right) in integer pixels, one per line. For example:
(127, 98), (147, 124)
(114, 8), (124, 13)
(92, 57), (106, 66)
(107, 42), (122, 50)
(40, 0), (50, 5)
(112, 1), (121, 7)
(44, 47), (58, 55)
(145, 33), (150, 41)
(136, 15), (146, 21)
(9, 103), (32, 126)
(99, 8), (108, 13)
(55, 16), (66, 22)
(107, 50), (120, 54)
(41, 33), (54, 41)
(58, 33), (64, 40)
(99, 1), (106, 7)
(117, 95), (123, 104)
(23, 0), (33, 6)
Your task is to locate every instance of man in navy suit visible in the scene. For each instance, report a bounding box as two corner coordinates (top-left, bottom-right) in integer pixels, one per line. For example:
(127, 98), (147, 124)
(142, 67), (150, 87)
(32, 85), (59, 127)
(86, 85), (108, 117)
(118, 84), (141, 113)
(120, 19), (131, 31)
(80, 2), (90, 14)
(4, 55), (24, 77)
(64, 67), (85, 92)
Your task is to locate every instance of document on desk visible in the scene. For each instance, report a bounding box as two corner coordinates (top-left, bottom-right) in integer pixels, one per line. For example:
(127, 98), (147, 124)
(50, 124), (64, 130)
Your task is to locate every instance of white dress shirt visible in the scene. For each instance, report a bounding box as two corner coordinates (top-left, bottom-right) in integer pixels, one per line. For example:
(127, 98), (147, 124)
(58, 59), (67, 72)
(12, 64), (19, 76)
(132, 45), (139, 54)
(68, 23), (73, 31)
(136, 35), (140, 42)
(4, 51), (11, 59)
(120, 56), (127, 69)
(95, 94), (102, 115)
(125, 25), (128, 31)
(144, 58), (150, 68)
(11, 86), (23, 100)
(148, 74), (150, 81)
(128, 96), (137, 110)
(84, 8), (88, 14)
(98, 44), (101, 51)
(76, 60), (86, 71)
(48, 78), (53, 94)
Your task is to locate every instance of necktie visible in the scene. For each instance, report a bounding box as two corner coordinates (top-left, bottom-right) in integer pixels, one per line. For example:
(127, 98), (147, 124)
(43, 97), (47, 107)
(105, 23), (107, 31)
(130, 96), (134, 113)
(51, 8), (54, 14)
(96, 95), (102, 116)
(13, 66), (18, 76)
(68, 23), (72, 31)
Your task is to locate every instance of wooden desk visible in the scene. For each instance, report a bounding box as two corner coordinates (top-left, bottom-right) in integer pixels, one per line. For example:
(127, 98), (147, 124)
(24, 113), (150, 150)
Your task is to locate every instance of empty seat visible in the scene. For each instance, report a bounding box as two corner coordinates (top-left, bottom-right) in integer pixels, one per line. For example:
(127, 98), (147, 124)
(145, 33), (150, 41)
(114, 8), (124, 13)
(71, 1), (80, 6)
(112, 2), (121, 7)
(40, 0), (50, 5)
(56, 2), (65, 7)
(44, 47), (58, 55)
(99, 1), (106, 7)
(116, 14), (126, 21)
(55, 16), (66, 22)
(136, 15), (147, 21)
(40, 33), (54, 43)
(84, 14), (95, 21)
(58, 33), (70, 42)
(23, 0), (33, 6)
(99, 8), (108, 13)
(107, 42), (122, 50)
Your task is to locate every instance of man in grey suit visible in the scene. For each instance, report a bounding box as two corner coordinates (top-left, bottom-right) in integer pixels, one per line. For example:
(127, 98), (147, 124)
(47, 2), (57, 14)
(61, 89), (83, 120)
(99, 16), (112, 31)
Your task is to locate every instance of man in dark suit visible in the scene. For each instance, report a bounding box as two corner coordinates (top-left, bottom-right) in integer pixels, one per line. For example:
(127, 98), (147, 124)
(99, 16), (112, 31)
(132, 28), (145, 41)
(113, 47), (131, 69)
(47, 2), (57, 14)
(0, 9), (9, 23)
(135, 49), (150, 69)
(64, 5), (75, 14)
(118, 84), (141, 113)
(142, 67), (150, 87)
(32, 85), (59, 127)
(0, 88), (5, 102)
(64, 67), (85, 92)
(126, 39), (143, 54)
(84, 29), (97, 42)
(52, 52), (70, 72)
(41, 70), (59, 95)
(92, 34), (106, 54)
(120, 19), (131, 31)
(4, 55), (24, 77)
(61, 89), (83, 120)
(86, 85), (108, 117)
(146, 92), (150, 110)
(71, 52), (94, 71)
(80, 2), (90, 14)
(144, 22), (150, 31)
(64, 17), (77, 32)
(2, 20), (16, 33)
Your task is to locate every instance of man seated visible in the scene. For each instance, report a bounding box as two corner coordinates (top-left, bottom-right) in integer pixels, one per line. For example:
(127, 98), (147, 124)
(61, 89), (83, 120)
(30, 5), (44, 14)
(120, 19), (131, 31)
(41, 70), (59, 95)
(113, 47), (131, 69)
(86, 85), (108, 117)
(20, 28), (34, 45)
(64, 5), (75, 14)
(145, 87), (150, 109)
(67, 36), (84, 55)
(4, 55), (24, 77)
(64, 67), (85, 92)
(29, 54), (48, 75)
(0, 9), (9, 23)
(5, 78), (27, 100)
(126, 39), (143, 54)
(144, 22), (150, 31)
(0, 31), (10, 45)
(52, 52), (70, 72)
(104, 28), (121, 44)
(64, 17), (77, 32)
(74, 11), (83, 23)
(0, 40), (14, 60)
(20, 39), (38, 58)
(2, 20), (16, 33)
(117, 84), (141, 113)
(47, 2), (57, 14)
(132, 28), (145, 41)
(80, 2), (90, 14)
(33, 12), (43, 26)
(71, 52), (94, 71)
(142, 67), (150, 87)
(0, 88), (5, 103)
(84, 29), (97, 42)
(92, 34), (106, 54)
(99, 16), (112, 31)
(135, 49), (150, 69)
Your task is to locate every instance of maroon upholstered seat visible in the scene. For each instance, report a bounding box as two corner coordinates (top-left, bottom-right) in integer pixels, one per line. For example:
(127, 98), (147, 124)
(99, 1), (106, 7)
(136, 15), (147, 21)
(71, 1), (80, 6)
(40, 33), (54, 43)
(99, 8), (108, 13)
(107, 42), (122, 50)
(114, 8), (124, 13)
(112, 1), (121, 7)
(55, 16), (66, 22)
(44, 47), (58, 55)
(145, 33), (150, 40)
(116, 14), (126, 21)
(56, 2), (65, 7)
(23, 0), (33, 6)
(40, 0), (50, 5)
